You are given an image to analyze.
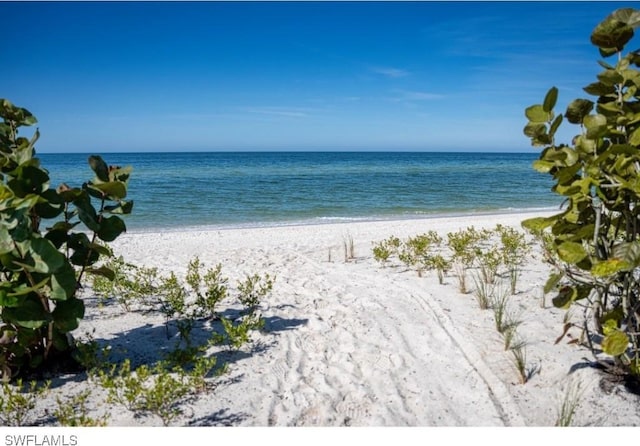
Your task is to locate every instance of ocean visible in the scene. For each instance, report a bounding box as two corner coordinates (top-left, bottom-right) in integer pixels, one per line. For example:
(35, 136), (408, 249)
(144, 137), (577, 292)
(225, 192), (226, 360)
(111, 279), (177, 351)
(38, 151), (558, 232)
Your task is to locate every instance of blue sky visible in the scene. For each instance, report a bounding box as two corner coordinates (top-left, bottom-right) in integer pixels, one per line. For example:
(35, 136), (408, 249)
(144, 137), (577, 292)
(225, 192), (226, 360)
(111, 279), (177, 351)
(3, 1), (635, 153)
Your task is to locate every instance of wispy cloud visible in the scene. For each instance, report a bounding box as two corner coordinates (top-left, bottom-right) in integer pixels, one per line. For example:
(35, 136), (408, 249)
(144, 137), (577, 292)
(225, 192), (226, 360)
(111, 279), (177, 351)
(391, 89), (444, 102)
(240, 106), (312, 118)
(370, 66), (411, 78)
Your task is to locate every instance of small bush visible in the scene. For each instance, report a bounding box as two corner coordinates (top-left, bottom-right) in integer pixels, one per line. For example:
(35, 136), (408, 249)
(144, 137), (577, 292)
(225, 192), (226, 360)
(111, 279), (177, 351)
(447, 227), (486, 293)
(372, 236), (401, 266)
(237, 273), (274, 315)
(0, 99), (133, 379)
(53, 389), (108, 426)
(97, 359), (192, 426)
(0, 379), (50, 426)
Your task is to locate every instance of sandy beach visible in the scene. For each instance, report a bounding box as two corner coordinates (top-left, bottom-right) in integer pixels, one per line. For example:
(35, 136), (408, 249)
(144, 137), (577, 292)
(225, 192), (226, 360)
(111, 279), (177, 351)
(32, 210), (640, 427)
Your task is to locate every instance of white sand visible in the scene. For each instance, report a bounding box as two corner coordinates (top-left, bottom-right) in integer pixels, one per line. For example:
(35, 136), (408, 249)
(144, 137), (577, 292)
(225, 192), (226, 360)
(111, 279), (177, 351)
(40, 211), (640, 426)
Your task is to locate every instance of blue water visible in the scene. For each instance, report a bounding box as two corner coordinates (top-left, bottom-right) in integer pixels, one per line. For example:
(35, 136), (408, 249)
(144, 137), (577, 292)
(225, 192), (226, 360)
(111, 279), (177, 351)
(38, 152), (558, 231)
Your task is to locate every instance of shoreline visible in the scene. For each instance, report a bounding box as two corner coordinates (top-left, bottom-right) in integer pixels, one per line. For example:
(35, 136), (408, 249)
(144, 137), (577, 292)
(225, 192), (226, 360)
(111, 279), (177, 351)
(123, 206), (560, 235)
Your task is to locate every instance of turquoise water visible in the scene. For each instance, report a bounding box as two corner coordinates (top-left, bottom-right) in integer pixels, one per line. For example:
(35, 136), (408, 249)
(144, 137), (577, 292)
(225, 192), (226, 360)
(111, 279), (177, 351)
(38, 152), (558, 231)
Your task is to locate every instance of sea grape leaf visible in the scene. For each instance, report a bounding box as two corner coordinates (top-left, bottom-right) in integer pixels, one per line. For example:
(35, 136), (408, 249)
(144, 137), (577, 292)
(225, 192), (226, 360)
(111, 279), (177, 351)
(0, 226), (14, 255)
(612, 241), (640, 269)
(88, 155), (110, 183)
(97, 216), (126, 242)
(525, 104), (551, 123)
(522, 216), (556, 233)
(591, 258), (630, 277)
(85, 266), (115, 281)
(591, 16), (634, 53)
(7, 166), (49, 198)
(544, 272), (564, 294)
(584, 114), (608, 139)
(88, 181), (127, 200)
(74, 193), (99, 232)
(532, 160), (554, 173)
(3, 298), (49, 329)
(557, 241), (588, 264)
(597, 69), (625, 86)
(108, 166), (132, 183)
(629, 127), (640, 146)
(602, 330), (629, 357)
(543, 87), (558, 112)
(524, 122), (547, 138)
(29, 237), (65, 274)
(565, 99), (594, 124)
(52, 298), (85, 332)
(552, 286), (577, 309)
(51, 262), (77, 301)
(549, 114), (563, 137)
(601, 308), (624, 334)
(104, 200), (134, 215)
(583, 81), (616, 96)
(612, 8), (640, 28)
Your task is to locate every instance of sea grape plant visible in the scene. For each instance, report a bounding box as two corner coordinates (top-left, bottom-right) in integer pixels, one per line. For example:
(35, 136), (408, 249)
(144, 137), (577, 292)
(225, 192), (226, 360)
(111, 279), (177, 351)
(522, 8), (640, 376)
(0, 99), (132, 379)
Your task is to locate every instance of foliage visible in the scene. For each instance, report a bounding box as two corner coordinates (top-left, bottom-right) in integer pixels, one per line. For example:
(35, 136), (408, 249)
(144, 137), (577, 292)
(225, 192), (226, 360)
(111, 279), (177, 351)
(97, 359), (192, 426)
(496, 224), (532, 294)
(237, 273), (274, 315)
(53, 388), (109, 426)
(522, 8), (640, 377)
(0, 378), (50, 426)
(71, 330), (112, 372)
(93, 255), (272, 355)
(92, 256), (159, 311)
(0, 99), (132, 379)
(221, 314), (265, 351)
(477, 247), (502, 285)
(398, 231), (443, 277)
(426, 253), (451, 285)
(372, 226), (528, 288)
(372, 235), (401, 266)
(446, 227), (487, 293)
(192, 261), (228, 319)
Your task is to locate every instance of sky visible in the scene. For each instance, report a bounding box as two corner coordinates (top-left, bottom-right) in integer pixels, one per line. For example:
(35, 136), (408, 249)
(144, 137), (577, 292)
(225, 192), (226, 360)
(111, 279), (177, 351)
(3, 1), (636, 153)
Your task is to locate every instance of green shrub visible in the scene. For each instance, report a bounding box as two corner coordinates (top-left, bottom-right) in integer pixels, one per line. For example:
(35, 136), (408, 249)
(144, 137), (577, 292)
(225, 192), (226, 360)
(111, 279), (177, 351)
(523, 7), (640, 377)
(426, 253), (451, 284)
(237, 273), (274, 315)
(195, 262), (228, 319)
(495, 225), (531, 294)
(0, 378), (50, 426)
(93, 257), (160, 311)
(372, 236), (398, 266)
(97, 359), (191, 426)
(447, 227), (486, 293)
(0, 99), (132, 379)
(477, 246), (502, 285)
(53, 389), (109, 426)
